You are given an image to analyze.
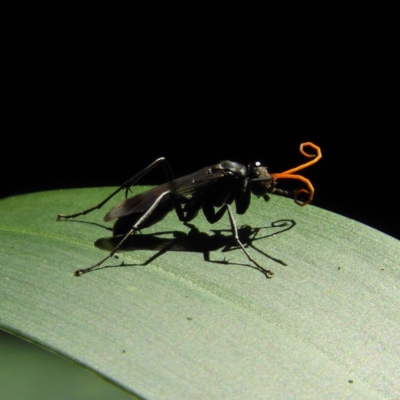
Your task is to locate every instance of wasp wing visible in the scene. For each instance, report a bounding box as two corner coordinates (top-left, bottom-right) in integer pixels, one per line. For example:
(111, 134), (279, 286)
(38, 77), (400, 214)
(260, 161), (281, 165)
(104, 166), (226, 222)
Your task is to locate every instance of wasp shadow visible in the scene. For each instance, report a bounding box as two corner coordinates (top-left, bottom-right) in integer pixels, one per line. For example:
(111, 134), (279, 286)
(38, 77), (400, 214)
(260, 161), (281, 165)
(56, 218), (114, 233)
(92, 219), (296, 273)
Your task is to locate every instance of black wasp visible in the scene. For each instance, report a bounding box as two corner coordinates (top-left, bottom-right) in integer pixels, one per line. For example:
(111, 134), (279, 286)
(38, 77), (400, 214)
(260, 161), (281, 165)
(58, 142), (322, 278)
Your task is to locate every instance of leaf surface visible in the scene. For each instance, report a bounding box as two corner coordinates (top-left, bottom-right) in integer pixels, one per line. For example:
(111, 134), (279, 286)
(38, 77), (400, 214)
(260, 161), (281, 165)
(1, 188), (399, 399)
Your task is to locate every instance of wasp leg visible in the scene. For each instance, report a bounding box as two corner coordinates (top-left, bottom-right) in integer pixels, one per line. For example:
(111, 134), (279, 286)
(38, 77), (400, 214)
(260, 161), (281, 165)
(74, 190), (173, 276)
(57, 157), (174, 220)
(226, 204), (274, 279)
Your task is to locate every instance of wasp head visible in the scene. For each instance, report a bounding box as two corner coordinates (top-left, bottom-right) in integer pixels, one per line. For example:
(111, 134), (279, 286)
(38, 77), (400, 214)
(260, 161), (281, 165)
(248, 162), (275, 199)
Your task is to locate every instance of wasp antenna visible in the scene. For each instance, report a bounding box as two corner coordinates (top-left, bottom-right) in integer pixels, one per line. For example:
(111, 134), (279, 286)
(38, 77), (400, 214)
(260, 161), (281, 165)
(270, 142), (321, 206)
(279, 142), (322, 175)
(293, 188), (312, 206)
(271, 173), (314, 206)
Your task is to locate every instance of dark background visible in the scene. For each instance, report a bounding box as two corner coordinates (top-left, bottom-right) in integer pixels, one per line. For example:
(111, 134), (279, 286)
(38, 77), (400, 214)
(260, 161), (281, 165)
(2, 32), (398, 240)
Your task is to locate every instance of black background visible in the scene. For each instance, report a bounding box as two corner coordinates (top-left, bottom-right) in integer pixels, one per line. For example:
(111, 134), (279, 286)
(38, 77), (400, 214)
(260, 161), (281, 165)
(2, 31), (398, 240)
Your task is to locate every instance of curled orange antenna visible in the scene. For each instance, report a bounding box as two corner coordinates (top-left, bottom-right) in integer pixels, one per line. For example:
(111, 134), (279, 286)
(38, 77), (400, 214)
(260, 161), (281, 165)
(271, 142), (322, 206)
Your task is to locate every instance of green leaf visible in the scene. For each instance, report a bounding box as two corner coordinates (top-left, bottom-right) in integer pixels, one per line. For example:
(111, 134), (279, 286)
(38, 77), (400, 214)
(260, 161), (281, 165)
(1, 188), (399, 399)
